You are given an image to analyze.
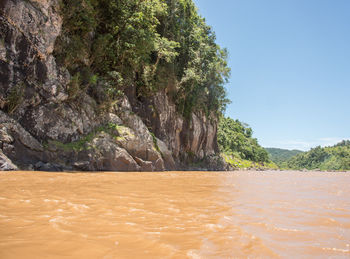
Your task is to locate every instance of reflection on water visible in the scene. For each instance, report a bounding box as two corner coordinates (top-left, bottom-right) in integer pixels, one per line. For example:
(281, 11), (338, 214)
(0, 171), (349, 258)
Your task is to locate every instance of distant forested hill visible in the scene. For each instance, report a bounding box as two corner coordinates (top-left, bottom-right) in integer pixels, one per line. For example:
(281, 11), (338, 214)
(285, 140), (350, 171)
(265, 148), (303, 166)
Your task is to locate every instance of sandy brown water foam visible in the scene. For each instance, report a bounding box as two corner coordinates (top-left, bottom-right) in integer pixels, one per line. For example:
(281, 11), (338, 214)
(0, 171), (349, 258)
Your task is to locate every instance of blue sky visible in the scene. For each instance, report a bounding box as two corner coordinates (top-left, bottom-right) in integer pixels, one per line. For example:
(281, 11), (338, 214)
(193, 0), (350, 151)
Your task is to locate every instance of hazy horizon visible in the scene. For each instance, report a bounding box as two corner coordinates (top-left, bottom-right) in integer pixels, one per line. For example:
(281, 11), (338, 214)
(264, 138), (348, 152)
(264, 137), (350, 151)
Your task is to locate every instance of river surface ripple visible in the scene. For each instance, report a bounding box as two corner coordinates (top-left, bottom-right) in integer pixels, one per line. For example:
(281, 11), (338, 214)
(0, 171), (350, 258)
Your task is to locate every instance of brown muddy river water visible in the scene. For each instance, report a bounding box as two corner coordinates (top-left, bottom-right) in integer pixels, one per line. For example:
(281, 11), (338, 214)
(0, 171), (349, 258)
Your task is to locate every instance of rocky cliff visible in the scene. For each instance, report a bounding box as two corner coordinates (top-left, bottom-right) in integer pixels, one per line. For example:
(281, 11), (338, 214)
(0, 0), (228, 171)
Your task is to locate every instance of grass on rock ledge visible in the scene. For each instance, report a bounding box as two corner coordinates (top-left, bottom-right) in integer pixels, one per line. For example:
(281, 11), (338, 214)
(223, 154), (279, 170)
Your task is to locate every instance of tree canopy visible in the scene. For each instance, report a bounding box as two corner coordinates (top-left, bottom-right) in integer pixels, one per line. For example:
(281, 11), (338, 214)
(55, 0), (230, 118)
(218, 116), (270, 163)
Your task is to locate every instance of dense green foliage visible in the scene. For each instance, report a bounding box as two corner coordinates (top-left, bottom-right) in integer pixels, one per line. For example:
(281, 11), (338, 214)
(284, 140), (350, 171)
(265, 148), (303, 166)
(218, 116), (270, 163)
(55, 0), (230, 117)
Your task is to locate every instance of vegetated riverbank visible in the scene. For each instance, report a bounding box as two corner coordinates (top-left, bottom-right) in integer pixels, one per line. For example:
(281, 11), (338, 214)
(217, 116), (279, 170)
(266, 140), (350, 171)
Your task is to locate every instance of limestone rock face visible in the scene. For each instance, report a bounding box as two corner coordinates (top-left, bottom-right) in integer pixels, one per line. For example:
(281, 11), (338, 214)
(0, 150), (17, 171)
(156, 138), (176, 170)
(150, 90), (184, 158)
(187, 112), (217, 158)
(2, 0), (61, 55)
(0, 0), (227, 171)
(20, 95), (100, 142)
(82, 133), (141, 172)
(117, 110), (164, 171)
(0, 111), (43, 152)
(0, 110), (44, 167)
(129, 89), (221, 169)
(0, 0), (68, 111)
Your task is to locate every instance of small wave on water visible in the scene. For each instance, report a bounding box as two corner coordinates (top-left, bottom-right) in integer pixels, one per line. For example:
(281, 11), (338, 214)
(67, 202), (90, 211)
(274, 226), (302, 232)
(322, 247), (350, 253)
